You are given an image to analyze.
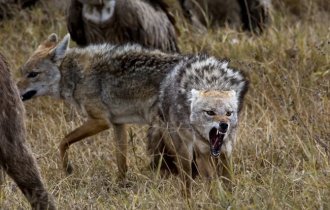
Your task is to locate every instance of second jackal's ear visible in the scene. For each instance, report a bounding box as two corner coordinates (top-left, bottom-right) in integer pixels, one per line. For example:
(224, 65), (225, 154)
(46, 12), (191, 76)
(49, 34), (70, 63)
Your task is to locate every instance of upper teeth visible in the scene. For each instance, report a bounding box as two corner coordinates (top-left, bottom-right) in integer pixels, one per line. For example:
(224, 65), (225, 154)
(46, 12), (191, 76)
(217, 130), (226, 135)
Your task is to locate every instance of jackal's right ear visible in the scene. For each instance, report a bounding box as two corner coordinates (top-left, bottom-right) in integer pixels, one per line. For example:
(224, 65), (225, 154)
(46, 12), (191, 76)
(49, 34), (70, 64)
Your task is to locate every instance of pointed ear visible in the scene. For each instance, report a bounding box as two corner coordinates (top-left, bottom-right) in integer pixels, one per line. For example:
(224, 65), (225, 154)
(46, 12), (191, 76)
(37, 33), (58, 50)
(49, 34), (70, 63)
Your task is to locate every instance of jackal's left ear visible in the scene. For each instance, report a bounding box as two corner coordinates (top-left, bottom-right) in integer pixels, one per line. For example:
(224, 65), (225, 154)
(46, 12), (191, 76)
(49, 33), (70, 63)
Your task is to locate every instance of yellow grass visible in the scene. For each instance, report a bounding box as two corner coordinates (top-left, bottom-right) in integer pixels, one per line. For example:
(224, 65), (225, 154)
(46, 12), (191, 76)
(0, 1), (329, 209)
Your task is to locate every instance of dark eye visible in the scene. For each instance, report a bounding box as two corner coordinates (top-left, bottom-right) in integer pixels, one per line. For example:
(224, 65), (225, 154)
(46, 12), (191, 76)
(205, 110), (216, 116)
(27, 72), (39, 78)
(226, 111), (233, 116)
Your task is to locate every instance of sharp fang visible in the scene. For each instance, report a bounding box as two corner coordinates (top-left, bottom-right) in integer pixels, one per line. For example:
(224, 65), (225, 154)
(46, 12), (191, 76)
(217, 130), (220, 135)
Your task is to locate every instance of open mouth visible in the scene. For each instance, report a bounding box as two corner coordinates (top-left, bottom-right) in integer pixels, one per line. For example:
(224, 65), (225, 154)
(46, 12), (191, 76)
(209, 127), (225, 157)
(21, 90), (37, 101)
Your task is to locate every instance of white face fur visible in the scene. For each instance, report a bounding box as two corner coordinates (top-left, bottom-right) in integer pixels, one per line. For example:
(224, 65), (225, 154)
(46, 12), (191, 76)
(82, 0), (116, 24)
(189, 89), (239, 156)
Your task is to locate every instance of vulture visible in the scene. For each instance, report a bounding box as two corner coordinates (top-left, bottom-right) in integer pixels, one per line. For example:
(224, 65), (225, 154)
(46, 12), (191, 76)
(67, 0), (180, 53)
(179, 0), (271, 33)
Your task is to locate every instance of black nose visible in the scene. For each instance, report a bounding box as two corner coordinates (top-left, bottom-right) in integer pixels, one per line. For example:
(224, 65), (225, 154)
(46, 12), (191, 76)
(21, 90), (37, 101)
(219, 122), (228, 133)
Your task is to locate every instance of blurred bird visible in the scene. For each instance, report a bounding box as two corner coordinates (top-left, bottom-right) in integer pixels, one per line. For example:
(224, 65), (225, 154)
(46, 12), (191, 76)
(67, 0), (180, 52)
(179, 0), (271, 33)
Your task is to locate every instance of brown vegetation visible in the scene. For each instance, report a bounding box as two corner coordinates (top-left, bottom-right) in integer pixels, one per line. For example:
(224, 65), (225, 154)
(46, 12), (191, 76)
(0, 0), (329, 209)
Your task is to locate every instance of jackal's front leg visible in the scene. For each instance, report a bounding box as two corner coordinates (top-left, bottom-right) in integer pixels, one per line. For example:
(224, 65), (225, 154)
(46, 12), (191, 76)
(217, 153), (233, 190)
(194, 153), (215, 179)
(113, 124), (128, 180)
(171, 141), (193, 198)
(59, 118), (109, 175)
(177, 154), (193, 198)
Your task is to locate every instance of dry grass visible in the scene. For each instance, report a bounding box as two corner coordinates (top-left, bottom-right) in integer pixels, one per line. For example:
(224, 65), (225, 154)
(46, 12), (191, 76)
(0, 1), (329, 209)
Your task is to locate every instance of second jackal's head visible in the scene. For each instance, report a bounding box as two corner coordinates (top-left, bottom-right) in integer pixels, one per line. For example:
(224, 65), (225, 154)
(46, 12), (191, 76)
(189, 89), (239, 157)
(17, 33), (70, 101)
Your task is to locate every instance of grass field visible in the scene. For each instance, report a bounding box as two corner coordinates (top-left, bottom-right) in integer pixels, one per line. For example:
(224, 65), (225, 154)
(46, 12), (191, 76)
(0, 1), (329, 209)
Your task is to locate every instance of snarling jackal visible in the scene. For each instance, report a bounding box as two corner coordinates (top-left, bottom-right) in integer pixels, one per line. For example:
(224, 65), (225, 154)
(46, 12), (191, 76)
(17, 34), (248, 196)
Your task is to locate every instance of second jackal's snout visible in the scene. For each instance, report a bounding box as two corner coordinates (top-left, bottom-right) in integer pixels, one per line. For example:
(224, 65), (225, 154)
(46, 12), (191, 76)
(209, 121), (229, 157)
(219, 122), (228, 133)
(190, 89), (238, 157)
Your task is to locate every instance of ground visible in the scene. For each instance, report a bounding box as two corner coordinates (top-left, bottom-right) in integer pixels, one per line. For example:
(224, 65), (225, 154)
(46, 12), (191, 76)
(0, 0), (329, 209)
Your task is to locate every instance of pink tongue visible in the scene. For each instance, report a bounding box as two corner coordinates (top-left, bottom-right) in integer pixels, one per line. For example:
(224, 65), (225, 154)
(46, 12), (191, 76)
(209, 128), (224, 157)
(211, 133), (224, 152)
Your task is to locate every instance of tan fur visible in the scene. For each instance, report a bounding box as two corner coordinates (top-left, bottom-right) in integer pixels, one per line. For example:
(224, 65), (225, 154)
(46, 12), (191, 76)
(23, 36), (57, 70)
(148, 91), (236, 197)
(200, 90), (235, 97)
(17, 34), (182, 179)
(148, 55), (249, 196)
(152, 90), (237, 195)
(17, 34), (248, 196)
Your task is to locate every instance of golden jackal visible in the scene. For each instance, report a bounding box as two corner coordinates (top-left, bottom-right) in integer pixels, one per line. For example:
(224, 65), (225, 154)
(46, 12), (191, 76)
(17, 34), (248, 196)
(17, 33), (182, 179)
(147, 55), (248, 196)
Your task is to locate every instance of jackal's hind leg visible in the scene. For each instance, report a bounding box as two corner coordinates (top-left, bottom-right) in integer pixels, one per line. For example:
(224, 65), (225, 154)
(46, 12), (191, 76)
(59, 118), (109, 175)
